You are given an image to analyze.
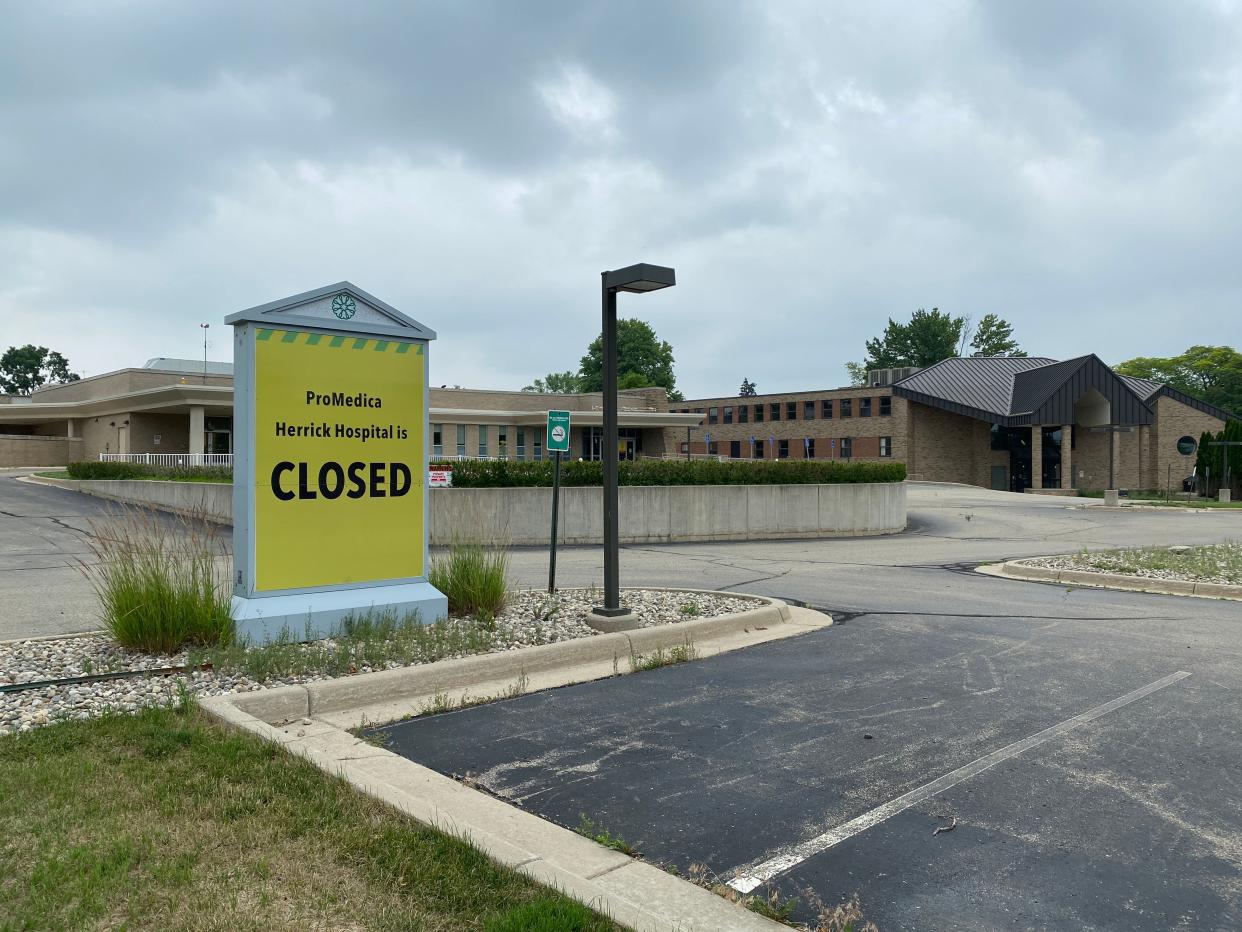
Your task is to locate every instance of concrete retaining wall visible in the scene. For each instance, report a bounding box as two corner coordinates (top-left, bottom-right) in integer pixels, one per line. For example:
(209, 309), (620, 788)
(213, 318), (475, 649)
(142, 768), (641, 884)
(431, 483), (906, 543)
(31, 478), (907, 541)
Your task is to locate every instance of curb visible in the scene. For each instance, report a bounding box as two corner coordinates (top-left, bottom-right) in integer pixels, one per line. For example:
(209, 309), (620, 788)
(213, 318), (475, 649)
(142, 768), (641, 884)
(978, 561), (1242, 601)
(199, 696), (787, 932)
(201, 593), (815, 932)
(230, 594), (815, 728)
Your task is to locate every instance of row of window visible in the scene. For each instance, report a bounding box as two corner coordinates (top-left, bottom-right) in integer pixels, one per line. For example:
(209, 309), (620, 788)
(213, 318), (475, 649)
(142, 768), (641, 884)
(695, 396), (892, 426)
(431, 424), (544, 460)
(690, 437), (893, 459)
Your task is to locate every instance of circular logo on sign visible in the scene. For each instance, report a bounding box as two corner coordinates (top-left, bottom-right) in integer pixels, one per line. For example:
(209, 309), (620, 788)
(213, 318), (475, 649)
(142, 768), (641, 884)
(551, 426), (566, 443)
(331, 294), (357, 320)
(1176, 435), (1197, 456)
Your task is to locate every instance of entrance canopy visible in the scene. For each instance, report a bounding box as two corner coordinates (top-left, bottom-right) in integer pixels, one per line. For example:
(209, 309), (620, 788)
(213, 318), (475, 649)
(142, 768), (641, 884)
(892, 354), (1154, 427)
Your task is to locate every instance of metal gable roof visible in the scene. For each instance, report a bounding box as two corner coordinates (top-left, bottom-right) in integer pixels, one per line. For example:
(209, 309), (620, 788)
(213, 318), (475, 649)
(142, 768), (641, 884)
(891, 356), (1056, 423)
(892, 354), (1157, 426)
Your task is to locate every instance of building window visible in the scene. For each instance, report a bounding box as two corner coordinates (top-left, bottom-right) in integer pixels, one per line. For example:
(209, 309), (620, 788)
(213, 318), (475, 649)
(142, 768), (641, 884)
(804, 400), (815, 420)
(497, 426), (508, 459)
(860, 398), (872, 417)
(432, 424), (443, 458)
(990, 424), (1007, 451)
(880, 396), (892, 416)
(739, 405), (749, 424)
(770, 403), (781, 421)
(778, 439), (790, 459)
(708, 407), (718, 425)
(841, 436), (853, 458)
(786, 401), (797, 421)
(840, 399), (853, 418)
(516, 428), (527, 460)
(456, 424), (466, 457)
(822, 399), (833, 419)
(534, 435), (543, 461)
(880, 436), (892, 457)
(708, 440), (719, 455)
(478, 425), (489, 458)
(754, 404), (764, 423)
(723, 406), (733, 424)
(730, 440), (741, 458)
(805, 438), (815, 458)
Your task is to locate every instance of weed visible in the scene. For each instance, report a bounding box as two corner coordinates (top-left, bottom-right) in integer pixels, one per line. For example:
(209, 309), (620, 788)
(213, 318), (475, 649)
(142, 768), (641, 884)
(428, 540), (510, 622)
(80, 507), (234, 653)
(804, 891), (878, 932)
(747, 886), (798, 921)
(419, 693), (457, 716)
(679, 600), (701, 617)
(185, 610), (496, 684)
(628, 638), (698, 673)
(575, 815), (637, 856)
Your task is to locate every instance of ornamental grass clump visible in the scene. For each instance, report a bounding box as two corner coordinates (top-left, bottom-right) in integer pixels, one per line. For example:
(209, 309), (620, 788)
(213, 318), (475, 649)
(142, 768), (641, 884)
(81, 507), (234, 653)
(427, 540), (509, 624)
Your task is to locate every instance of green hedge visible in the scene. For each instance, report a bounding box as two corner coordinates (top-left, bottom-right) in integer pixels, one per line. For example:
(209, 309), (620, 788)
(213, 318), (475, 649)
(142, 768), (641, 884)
(66, 461), (233, 483)
(432, 458), (906, 488)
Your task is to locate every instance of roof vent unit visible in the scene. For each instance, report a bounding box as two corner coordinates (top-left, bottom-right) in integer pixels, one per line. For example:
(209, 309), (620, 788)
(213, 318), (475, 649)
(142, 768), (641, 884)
(865, 366), (921, 387)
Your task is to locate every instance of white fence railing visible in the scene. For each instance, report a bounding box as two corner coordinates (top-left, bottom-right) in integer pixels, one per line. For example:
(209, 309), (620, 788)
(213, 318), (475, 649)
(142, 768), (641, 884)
(99, 453), (233, 467)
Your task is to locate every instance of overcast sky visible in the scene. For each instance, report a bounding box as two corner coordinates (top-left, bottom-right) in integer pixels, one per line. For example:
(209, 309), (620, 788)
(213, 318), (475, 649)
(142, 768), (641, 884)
(3, 1), (1240, 398)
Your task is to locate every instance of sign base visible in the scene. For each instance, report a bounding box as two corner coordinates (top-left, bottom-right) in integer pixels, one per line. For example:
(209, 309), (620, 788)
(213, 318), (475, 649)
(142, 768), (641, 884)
(231, 581), (448, 645)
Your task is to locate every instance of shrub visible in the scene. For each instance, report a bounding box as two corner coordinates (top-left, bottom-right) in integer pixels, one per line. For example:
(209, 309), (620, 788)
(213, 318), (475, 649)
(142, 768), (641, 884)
(81, 508), (234, 653)
(427, 541), (509, 622)
(66, 461), (231, 482)
(432, 458), (905, 488)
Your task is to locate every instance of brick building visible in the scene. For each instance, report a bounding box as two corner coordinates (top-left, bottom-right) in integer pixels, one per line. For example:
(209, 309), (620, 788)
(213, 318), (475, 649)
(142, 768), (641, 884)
(670, 355), (1232, 493)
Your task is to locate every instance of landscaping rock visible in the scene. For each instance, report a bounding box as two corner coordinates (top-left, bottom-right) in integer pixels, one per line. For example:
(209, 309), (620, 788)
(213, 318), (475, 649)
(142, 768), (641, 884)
(0, 588), (757, 736)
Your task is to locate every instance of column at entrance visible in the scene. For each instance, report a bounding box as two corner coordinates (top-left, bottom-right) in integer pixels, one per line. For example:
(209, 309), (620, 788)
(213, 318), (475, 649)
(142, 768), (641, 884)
(1030, 425), (1043, 490)
(1061, 424), (1073, 490)
(189, 406), (205, 456)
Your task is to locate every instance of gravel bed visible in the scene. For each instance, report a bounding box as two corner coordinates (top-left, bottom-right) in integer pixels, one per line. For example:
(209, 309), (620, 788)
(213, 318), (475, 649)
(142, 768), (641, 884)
(1017, 544), (1242, 586)
(1, 588), (758, 735)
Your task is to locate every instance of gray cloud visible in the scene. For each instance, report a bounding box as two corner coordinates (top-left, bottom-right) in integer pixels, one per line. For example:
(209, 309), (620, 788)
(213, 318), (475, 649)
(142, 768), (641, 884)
(2, 0), (1240, 396)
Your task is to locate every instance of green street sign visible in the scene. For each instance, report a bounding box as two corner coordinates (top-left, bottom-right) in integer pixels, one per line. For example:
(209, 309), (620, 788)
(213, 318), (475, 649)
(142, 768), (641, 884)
(547, 410), (571, 453)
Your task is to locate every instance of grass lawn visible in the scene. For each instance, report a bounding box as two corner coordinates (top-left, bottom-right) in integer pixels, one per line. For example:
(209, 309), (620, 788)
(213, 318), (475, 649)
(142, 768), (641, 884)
(1078, 489), (1242, 508)
(0, 704), (619, 932)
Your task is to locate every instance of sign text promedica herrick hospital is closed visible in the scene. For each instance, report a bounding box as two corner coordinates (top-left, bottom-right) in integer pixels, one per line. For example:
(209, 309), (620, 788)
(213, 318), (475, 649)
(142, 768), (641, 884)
(254, 328), (425, 591)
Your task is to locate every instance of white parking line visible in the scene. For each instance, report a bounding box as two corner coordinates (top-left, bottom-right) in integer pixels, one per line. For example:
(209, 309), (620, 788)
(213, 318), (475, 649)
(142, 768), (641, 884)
(727, 670), (1193, 894)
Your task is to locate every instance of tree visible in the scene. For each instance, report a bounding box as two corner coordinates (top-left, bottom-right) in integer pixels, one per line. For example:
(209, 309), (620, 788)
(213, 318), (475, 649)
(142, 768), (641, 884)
(522, 371), (581, 394)
(845, 308), (1028, 382)
(0, 345), (81, 395)
(739, 377), (757, 396)
(577, 318), (681, 401)
(859, 307), (965, 371)
(969, 313), (1027, 357)
(1116, 345), (1242, 417)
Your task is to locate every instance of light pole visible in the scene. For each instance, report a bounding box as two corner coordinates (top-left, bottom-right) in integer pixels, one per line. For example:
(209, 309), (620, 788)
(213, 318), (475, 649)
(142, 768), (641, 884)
(587, 263), (676, 632)
(200, 323), (210, 384)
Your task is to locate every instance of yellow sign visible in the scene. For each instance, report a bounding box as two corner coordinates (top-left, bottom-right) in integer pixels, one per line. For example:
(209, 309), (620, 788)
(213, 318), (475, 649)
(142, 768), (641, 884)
(253, 327), (425, 591)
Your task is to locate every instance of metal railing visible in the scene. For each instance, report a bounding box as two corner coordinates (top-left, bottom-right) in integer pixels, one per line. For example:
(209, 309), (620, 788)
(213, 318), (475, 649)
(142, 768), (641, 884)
(98, 453), (233, 467)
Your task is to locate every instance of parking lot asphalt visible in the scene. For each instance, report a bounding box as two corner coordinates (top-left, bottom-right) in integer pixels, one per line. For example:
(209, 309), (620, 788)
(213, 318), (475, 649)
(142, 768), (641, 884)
(369, 489), (1242, 930)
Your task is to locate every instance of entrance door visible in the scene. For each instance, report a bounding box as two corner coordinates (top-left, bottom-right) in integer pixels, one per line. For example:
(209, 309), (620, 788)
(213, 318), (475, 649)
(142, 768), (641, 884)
(206, 430), (232, 454)
(990, 465), (1007, 491)
(618, 438), (635, 461)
